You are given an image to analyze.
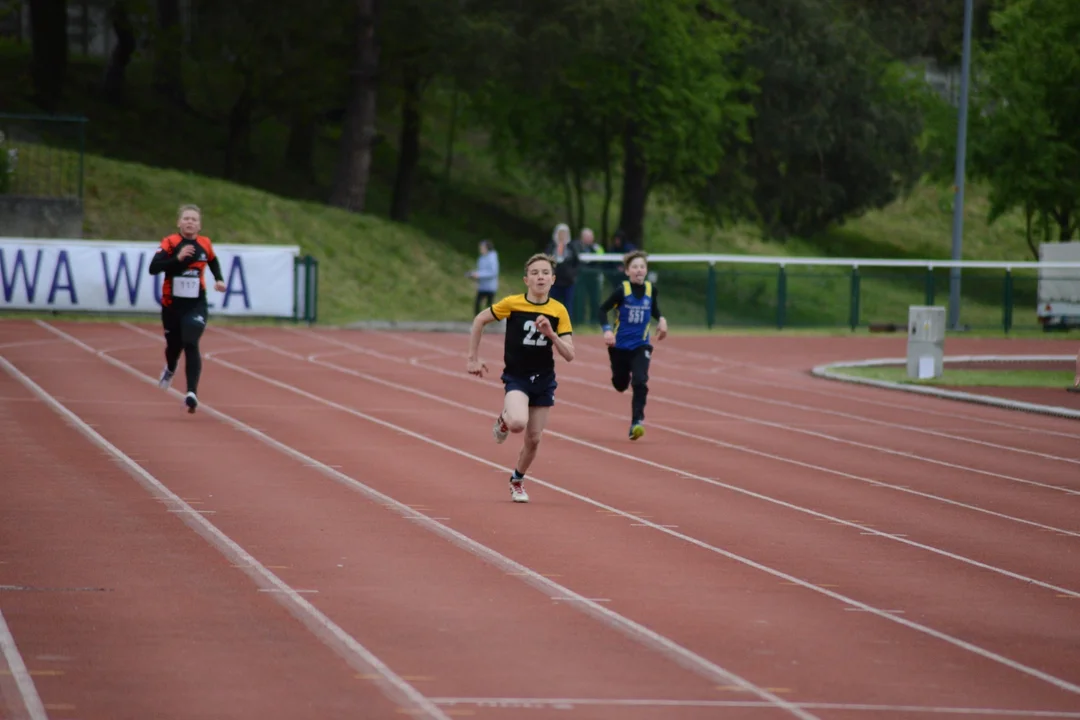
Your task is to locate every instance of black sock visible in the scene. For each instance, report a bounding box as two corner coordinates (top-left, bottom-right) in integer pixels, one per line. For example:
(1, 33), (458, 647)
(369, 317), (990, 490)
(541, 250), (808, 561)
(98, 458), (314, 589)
(511, 469), (525, 480)
(631, 384), (648, 424)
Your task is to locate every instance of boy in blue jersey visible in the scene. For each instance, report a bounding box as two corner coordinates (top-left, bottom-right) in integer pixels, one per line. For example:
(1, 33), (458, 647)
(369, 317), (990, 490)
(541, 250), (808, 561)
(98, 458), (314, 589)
(599, 250), (668, 440)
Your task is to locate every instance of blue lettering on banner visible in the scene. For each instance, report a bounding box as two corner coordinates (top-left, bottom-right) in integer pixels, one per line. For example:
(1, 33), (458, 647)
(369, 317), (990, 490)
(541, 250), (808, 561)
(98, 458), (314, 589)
(48, 250), (78, 304)
(153, 273), (163, 305)
(222, 256), (251, 309)
(0, 248), (44, 303)
(102, 251), (145, 305)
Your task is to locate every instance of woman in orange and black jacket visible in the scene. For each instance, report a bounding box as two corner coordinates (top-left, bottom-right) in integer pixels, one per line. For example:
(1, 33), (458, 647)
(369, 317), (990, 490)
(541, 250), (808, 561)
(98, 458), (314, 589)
(149, 204), (226, 414)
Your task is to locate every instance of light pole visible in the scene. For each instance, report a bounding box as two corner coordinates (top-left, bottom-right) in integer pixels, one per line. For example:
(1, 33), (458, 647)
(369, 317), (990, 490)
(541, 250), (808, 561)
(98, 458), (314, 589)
(948, 0), (975, 330)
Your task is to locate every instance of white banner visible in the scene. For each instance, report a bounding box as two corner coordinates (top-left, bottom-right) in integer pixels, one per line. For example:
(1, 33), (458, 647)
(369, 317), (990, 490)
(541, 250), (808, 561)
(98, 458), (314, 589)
(0, 238), (301, 317)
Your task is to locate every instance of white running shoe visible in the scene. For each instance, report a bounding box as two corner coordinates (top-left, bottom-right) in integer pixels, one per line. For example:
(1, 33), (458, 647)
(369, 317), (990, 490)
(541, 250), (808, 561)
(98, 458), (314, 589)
(510, 480), (529, 503)
(492, 414), (509, 444)
(158, 366), (174, 389)
(184, 392), (198, 414)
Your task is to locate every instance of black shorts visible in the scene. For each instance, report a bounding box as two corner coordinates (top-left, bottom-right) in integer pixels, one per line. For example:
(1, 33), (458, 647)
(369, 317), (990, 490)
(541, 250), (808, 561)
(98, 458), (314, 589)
(161, 299), (209, 345)
(501, 371), (557, 407)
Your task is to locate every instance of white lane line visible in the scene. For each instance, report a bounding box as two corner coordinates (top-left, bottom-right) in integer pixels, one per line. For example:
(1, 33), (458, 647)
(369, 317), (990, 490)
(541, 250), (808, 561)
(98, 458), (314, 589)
(283, 329), (1080, 587)
(440, 333), (1080, 496)
(583, 341), (1080, 446)
(0, 608), (48, 720)
(0, 350), (450, 720)
(399, 349), (1080, 539)
(0, 338), (65, 351)
(555, 361), (1080, 493)
(61, 321), (818, 720)
(430, 696), (1080, 717)
(198, 327), (1080, 697)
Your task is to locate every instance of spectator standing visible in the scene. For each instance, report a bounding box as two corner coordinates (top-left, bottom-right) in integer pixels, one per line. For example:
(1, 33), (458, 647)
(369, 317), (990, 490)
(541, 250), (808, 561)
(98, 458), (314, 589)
(469, 239), (500, 315)
(545, 223), (582, 319)
(580, 228), (604, 254)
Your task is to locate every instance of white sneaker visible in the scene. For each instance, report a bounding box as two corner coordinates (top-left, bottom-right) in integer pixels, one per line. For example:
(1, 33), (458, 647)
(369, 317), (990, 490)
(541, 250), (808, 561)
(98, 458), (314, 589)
(492, 414), (509, 444)
(510, 480), (529, 503)
(158, 367), (174, 389)
(184, 392), (198, 414)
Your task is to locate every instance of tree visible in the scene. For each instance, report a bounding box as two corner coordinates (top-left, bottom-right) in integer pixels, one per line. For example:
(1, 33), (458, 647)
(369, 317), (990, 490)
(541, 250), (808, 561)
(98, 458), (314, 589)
(616, 0), (754, 247)
(708, 0), (931, 240)
(330, 0), (381, 213)
(378, 0), (499, 221)
(27, 0), (68, 109)
(101, 0), (137, 104)
(153, 0), (184, 102)
(184, 0), (346, 180)
(964, 0), (1080, 253)
(474, 0), (754, 248)
(835, 0), (995, 65)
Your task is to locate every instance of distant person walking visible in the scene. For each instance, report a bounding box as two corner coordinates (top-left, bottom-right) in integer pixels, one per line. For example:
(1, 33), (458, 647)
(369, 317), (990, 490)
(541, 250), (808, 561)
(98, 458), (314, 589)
(469, 239), (500, 315)
(545, 223), (581, 320)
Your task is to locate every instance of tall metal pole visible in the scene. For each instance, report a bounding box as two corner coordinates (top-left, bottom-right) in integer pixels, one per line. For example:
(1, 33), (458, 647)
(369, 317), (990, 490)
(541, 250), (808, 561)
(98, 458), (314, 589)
(948, 0), (975, 330)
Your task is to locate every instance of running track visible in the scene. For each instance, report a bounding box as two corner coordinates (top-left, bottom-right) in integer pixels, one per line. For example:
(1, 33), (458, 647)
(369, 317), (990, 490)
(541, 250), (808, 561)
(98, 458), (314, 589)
(1, 318), (1078, 720)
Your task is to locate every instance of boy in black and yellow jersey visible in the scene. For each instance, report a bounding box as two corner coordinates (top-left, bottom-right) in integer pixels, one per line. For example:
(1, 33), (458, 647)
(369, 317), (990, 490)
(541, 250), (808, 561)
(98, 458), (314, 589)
(467, 253), (575, 503)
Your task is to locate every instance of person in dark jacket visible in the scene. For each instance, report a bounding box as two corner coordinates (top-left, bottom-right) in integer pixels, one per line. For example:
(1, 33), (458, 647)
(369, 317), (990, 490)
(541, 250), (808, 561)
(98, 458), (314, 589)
(544, 223), (582, 319)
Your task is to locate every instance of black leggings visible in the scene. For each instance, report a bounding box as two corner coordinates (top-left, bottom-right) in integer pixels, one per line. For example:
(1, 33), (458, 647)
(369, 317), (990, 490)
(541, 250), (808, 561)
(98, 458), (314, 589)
(474, 291), (495, 316)
(609, 345), (652, 424)
(162, 301), (208, 394)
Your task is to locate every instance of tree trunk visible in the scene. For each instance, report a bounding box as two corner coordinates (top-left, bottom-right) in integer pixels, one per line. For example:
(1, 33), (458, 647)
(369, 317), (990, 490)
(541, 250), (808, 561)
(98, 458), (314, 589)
(285, 109), (317, 182)
(224, 80), (253, 180)
(600, 122), (613, 244)
(439, 82), (459, 213)
(563, 171), (575, 232)
(102, 0), (136, 104)
(1056, 206), (1075, 242)
(153, 0), (184, 102)
(329, 0), (381, 213)
(572, 164), (585, 236)
(618, 121), (650, 248)
(28, 0), (68, 110)
(390, 69), (422, 222)
(1023, 202), (1038, 261)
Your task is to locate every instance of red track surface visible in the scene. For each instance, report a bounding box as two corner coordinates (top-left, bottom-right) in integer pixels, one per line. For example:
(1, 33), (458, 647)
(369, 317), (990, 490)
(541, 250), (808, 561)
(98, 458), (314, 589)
(2, 318), (1079, 720)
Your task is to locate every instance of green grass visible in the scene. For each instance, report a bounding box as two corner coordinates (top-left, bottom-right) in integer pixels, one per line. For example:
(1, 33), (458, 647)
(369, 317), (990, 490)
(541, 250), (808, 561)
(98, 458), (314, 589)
(0, 43), (1072, 333)
(78, 153), (540, 326)
(835, 365), (1075, 387)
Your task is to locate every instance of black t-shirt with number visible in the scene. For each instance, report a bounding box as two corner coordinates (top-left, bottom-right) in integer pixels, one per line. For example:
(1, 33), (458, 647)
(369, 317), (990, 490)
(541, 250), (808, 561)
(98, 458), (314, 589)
(489, 294), (573, 377)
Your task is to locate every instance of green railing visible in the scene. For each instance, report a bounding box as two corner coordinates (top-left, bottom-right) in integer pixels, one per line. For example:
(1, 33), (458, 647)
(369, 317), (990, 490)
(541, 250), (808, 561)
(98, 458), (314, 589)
(572, 253), (1080, 333)
(293, 254), (319, 323)
(0, 113), (88, 200)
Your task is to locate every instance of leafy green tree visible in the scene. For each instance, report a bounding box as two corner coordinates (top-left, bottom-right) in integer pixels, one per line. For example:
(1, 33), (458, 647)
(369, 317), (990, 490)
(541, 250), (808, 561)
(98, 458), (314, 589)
(475, 0), (754, 248)
(616, 0), (754, 248)
(704, 0), (932, 240)
(966, 0), (1080, 253)
(379, 0), (512, 221)
(835, 0), (995, 65)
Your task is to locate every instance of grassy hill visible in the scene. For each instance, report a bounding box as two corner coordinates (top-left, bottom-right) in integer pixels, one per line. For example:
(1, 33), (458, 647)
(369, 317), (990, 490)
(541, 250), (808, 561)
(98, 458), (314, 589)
(0, 42), (1050, 332)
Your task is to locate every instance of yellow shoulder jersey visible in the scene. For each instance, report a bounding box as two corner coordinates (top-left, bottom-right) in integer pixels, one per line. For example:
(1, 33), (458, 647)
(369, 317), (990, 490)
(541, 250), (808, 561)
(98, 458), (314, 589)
(490, 294), (573, 377)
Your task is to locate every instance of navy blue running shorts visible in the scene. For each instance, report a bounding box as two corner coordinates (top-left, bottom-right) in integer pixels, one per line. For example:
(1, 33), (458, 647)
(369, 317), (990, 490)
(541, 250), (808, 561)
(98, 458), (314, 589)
(501, 371), (557, 407)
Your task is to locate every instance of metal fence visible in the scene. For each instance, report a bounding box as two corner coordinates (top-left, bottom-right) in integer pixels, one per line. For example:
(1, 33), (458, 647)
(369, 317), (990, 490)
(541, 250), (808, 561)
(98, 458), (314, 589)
(573, 253), (1080, 333)
(0, 113), (88, 200)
